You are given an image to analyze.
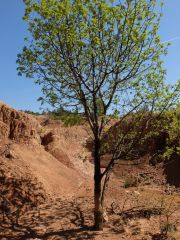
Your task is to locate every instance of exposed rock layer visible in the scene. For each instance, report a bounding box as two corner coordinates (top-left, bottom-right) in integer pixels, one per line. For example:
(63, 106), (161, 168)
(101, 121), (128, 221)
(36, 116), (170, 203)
(0, 102), (40, 143)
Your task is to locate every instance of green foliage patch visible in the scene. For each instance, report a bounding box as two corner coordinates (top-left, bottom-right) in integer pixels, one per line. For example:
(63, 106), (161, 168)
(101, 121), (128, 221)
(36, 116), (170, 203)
(48, 108), (84, 127)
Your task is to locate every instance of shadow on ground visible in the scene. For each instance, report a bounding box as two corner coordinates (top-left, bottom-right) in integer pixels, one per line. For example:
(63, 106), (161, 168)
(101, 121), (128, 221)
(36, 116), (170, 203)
(0, 197), (100, 240)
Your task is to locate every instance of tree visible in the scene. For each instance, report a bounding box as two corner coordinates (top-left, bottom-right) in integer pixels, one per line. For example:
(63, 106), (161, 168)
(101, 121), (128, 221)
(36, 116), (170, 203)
(17, 0), (179, 230)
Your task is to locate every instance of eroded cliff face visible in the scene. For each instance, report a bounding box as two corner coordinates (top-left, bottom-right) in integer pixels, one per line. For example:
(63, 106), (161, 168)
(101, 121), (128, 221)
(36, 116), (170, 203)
(0, 101), (92, 199)
(0, 101), (40, 143)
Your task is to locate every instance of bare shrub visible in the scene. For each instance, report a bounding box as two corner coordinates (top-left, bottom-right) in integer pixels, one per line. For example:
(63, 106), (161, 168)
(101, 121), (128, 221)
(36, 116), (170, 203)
(123, 175), (138, 188)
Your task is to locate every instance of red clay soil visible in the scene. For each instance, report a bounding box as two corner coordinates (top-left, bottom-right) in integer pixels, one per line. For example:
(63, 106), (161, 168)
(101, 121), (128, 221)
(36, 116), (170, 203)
(0, 102), (180, 240)
(0, 102), (92, 198)
(0, 101), (40, 143)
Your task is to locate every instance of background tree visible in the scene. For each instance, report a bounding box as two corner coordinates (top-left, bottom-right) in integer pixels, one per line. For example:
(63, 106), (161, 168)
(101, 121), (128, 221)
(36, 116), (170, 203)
(17, 0), (179, 230)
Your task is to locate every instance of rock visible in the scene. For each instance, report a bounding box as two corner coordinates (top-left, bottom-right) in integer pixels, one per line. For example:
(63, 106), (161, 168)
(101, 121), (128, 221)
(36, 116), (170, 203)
(103, 210), (109, 223)
(0, 102), (40, 143)
(0, 121), (9, 138)
(134, 190), (140, 195)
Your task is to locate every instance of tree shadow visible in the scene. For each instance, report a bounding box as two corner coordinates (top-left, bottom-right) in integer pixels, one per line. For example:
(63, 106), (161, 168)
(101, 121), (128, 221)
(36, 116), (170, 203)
(1, 196), (99, 240)
(0, 161), (45, 238)
(18, 227), (96, 240)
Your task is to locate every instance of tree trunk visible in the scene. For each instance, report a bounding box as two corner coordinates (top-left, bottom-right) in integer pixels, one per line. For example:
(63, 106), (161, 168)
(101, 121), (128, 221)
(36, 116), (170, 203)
(101, 170), (111, 208)
(94, 137), (103, 230)
(94, 172), (103, 230)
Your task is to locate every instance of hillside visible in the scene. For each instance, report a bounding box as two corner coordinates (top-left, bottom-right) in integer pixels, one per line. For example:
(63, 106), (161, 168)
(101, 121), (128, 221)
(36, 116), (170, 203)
(0, 102), (180, 240)
(0, 102), (93, 196)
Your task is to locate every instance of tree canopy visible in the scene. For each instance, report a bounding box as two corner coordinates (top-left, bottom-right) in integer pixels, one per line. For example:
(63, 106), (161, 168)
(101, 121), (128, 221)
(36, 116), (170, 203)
(17, 0), (176, 118)
(17, 0), (180, 230)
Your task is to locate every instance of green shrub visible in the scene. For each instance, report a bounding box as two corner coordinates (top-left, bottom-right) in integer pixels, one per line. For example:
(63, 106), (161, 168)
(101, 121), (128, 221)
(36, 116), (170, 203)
(48, 107), (84, 126)
(60, 113), (83, 127)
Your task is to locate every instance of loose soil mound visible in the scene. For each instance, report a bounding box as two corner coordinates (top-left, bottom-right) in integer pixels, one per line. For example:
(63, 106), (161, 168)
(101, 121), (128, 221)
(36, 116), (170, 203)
(11, 143), (83, 197)
(39, 117), (93, 176)
(0, 157), (46, 233)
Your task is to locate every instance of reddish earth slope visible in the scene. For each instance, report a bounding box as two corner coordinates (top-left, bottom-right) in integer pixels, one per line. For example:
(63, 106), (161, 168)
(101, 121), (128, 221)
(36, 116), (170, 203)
(39, 118), (93, 176)
(0, 102), (92, 198)
(1, 102), (180, 240)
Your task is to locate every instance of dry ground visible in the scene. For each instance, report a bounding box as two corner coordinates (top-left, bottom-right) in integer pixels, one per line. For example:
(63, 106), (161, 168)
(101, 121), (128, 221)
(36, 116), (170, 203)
(0, 102), (180, 240)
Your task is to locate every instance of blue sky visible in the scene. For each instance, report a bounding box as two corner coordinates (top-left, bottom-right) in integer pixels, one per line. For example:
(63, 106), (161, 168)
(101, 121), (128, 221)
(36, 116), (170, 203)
(0, 0), (180, 112)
